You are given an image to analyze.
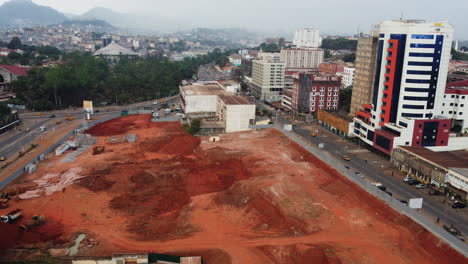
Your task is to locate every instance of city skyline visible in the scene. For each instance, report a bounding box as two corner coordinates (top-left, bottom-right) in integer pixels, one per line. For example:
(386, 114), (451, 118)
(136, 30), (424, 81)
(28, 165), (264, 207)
(0, 0), (466, 39)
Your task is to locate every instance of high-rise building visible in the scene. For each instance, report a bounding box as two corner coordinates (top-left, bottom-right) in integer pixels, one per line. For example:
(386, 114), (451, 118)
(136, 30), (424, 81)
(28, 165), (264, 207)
(250, 59), (285, 101)
(293, 29), (322, 48)
(349, 32), (379, 116)
(280, 48), (324, 69)
(351, 20), (454, 154)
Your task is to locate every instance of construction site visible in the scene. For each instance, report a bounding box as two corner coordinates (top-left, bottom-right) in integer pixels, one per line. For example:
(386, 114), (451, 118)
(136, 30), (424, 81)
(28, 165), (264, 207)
(0, 114), (466, 263)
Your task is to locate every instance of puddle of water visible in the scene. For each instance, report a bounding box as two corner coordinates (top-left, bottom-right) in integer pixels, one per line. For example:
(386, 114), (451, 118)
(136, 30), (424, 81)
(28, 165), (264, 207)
(68, 233), (86, 256)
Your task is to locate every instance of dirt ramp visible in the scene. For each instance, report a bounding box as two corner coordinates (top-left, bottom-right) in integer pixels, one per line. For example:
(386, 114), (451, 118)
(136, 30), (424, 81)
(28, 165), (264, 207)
(85, 114), (151, 136)
(258, 244), (343, 264)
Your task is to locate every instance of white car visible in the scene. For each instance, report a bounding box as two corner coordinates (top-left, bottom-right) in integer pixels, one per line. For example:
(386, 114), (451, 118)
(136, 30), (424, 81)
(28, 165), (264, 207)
(152, 112), (159, 118)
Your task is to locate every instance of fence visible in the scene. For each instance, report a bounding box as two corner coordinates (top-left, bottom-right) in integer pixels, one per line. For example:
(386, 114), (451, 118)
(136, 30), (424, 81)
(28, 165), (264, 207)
(274, 123), (468, 257)
(0, 114), (119, 190)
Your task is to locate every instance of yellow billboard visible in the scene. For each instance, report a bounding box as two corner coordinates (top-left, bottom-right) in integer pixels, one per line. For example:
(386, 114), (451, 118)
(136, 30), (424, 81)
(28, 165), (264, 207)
(83, 100), (93, 114)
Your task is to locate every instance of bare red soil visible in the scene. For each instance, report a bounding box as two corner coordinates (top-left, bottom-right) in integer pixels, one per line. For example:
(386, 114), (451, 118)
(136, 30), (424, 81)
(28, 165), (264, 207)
(0, 114), (466, 263)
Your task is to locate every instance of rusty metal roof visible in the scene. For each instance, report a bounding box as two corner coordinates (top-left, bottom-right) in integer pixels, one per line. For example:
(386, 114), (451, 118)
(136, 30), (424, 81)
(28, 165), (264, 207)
(399, 146), (468, 168)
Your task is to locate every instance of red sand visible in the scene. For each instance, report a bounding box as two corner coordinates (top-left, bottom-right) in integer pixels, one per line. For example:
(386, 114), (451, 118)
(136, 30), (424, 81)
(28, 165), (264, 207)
(0, 114), (466, 263)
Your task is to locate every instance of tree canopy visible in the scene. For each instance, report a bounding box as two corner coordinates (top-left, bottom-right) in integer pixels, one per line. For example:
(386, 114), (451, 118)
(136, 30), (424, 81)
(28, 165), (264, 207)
(7, 37), (22, 50)
(452, 48), (468, 61)
(13, 49), (232, 110)
(321, 38), (357, 51)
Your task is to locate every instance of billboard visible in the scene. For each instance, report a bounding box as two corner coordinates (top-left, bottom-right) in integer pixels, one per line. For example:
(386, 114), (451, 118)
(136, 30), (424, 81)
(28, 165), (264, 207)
(83, 101), (93, 114)
(409, 198), (423, 209)
(284, 124), (293, 132)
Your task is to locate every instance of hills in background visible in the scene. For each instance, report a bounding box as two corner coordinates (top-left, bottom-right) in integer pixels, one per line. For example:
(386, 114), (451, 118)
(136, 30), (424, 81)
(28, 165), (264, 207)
(0, 0), (67, 28)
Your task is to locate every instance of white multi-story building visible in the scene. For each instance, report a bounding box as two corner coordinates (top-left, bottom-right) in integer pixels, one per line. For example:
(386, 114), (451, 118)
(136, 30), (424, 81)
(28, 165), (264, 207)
(293, 29), (322, 48)
(280, 48), (324, 69)
(250, 60), (285, 101)
(351, 20), (455, 155)
(257, 52), (281, 62)
(342, 67), (355, 88)
(439, 81), (468, 133)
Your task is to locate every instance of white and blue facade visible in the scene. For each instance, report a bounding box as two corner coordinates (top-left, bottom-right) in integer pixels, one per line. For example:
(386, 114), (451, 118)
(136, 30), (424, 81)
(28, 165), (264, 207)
(351, 20), (454, 154)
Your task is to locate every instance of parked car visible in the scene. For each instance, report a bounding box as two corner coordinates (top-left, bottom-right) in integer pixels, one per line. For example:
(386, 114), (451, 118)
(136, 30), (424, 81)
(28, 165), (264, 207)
(428, 189), (443, 196)
(403, 176), (414, 182)
(415, 183), (428, 189)
(406, 179), (420, 185)
(0, 156), (6, 162)
(49, 114), (55, 118)
(451, 201), (466, 209)
(344, 166), (350, 170)
(399, 199), (408, 205)
(95, 110), (100, 113)
(385, 191), (393, 196)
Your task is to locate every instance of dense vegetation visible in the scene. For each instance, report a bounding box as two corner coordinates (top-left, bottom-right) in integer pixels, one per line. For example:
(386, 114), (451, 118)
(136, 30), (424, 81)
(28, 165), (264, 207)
(343, 53), (356, 63)
(452, 48), (468, 61)
(12, 49), (231, 111)
(0, 37), (61, 65)
(255, 43), (281, 53)
(340, 86), (353, 113)
(0, 103), (10, 118)
(321, 37), (357, 51)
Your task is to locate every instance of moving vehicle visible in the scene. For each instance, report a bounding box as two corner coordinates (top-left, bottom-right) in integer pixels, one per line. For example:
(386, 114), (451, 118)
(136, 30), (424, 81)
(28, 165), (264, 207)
(451, 201), (466, 209)
(1, 209), (23, 223)
(39, 126), (46, 132)
(0, 156), (6, 162)
(65, 116), (74, 121)
(342, 155), (351, 161)
(92, 146), (105, 155)
(152, 112), (159, 118)
(20, 215), (46, 230)
(311, 132), (317, 137)
(415, 183), (428, 189)
(25, 128), (30, 132)
(428, 189), (443, 196)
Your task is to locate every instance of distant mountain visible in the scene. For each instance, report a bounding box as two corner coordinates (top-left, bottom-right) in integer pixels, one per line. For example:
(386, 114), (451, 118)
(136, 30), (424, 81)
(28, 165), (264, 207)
(60, 19), (116, 31)
(0, 0), (67, 27)
(77, 7), (185, 33)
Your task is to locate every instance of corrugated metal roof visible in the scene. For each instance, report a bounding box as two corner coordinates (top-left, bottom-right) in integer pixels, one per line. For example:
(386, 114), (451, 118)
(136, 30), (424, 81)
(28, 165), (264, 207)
(400, 146), (468, 169)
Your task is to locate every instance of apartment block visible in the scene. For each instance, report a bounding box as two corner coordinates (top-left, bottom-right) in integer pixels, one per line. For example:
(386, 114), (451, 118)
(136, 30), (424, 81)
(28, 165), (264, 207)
(349, 32), (379, 116)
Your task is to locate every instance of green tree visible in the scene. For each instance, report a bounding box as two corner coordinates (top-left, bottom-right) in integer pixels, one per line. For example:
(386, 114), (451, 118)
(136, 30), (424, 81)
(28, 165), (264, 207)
(452, 48), (468, 61)
(0, 103), (10, 118)
(321, 38), (357, 50)
(343, 53), (356, 63)
(324, 50), (332, 59)
(7, 51), (22, 60)
(340, 86), (353, 113)
(7, 37), (22, 50)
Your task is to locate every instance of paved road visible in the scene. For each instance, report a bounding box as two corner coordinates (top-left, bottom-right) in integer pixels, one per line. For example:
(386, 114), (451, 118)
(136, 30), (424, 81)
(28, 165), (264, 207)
(255, 101), (468, 238)
(0, 96), (180, 165)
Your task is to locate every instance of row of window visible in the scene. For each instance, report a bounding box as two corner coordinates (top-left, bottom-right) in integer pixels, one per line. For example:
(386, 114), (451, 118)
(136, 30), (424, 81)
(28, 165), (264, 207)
(444, 95), (466, 99)
(311, 102), (338, 107)
(441, 111), (464, 115)
(312, 96), (339, 102)
(312, 87), (340, 92)
(442, 103), (465, 107)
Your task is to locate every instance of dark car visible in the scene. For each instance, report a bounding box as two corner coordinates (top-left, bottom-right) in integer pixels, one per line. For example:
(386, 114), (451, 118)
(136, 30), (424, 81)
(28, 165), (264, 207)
(399, 199), (408, 205)
(95, 110), (100, 113)
(451, 201), (466, 209)
(49, 114), (56, 118)
(407, 179), (420, 185)
(428, 189), (443, 196)
(384, 190), (393, 196)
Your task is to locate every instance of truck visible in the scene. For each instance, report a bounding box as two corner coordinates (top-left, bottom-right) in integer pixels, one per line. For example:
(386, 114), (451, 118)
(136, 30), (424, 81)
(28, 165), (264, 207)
(20, 215), (46, 230)
(1, 209), (23, 223)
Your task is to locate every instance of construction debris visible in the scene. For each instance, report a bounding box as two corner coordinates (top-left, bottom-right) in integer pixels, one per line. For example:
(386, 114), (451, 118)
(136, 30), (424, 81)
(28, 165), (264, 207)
(19, 168), (84, 199)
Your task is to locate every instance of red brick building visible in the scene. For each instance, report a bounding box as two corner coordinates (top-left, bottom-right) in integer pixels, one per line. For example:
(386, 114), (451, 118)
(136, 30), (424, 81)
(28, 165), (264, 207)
(289, 73), (341, 113)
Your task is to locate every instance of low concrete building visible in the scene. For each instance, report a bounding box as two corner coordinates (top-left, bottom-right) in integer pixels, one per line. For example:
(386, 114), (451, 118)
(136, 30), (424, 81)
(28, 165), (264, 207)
(317, 110), (353, 137)
(180, 81), (255, 133)
(391, 146), (468, 200)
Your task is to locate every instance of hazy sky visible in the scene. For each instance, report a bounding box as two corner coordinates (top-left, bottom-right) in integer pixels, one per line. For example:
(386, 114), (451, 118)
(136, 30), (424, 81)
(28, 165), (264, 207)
(1, 0), (467, 39)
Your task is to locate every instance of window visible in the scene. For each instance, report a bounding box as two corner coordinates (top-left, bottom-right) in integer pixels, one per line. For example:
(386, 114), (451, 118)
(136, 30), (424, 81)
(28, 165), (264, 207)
(313, 87), (316, 91)
(450, 103), (454, 106)
(460, 112), (463, 115)
(449, 111), (452, 114)
(461, 104), (465, 107)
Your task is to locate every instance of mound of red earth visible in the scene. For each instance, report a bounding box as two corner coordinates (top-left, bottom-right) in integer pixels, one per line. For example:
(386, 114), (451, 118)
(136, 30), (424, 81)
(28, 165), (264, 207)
(85, 114), (152, 136)
(258, 244), (343, 264)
